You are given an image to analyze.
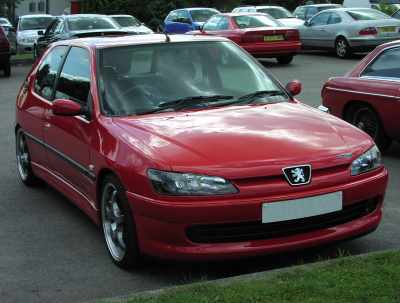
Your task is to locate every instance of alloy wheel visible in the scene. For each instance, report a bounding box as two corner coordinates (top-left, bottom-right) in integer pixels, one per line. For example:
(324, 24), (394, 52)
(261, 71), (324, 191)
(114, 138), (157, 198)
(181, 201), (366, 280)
(16, 132), (30, 181)
(101, 183), (127, 262)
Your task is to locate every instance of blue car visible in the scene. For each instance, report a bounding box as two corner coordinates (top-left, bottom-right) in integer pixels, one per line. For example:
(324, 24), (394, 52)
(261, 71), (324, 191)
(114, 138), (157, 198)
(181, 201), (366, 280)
(164, 8), (220, 34)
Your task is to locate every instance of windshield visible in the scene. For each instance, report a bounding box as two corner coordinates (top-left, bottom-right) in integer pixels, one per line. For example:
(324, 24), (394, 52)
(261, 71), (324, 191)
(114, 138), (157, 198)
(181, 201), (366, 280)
(67, 16), (117, 31)
(190, 9), (218, 22)
(259, 7), (294, 19)
(19, 17), (54, 30)
(347, 9), (390, 20)
(98, 41), (286, 116)
(112, 16), (141, 27)
(233, 15), (281, 28)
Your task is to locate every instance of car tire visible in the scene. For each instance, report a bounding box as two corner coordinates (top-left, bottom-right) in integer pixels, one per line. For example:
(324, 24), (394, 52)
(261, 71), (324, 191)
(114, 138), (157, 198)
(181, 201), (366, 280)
(348, 105), (392, 152)
(101, 174), (141, 269)
(276, 55), (294, 65)
(15, 129), (42, 186)
(335, 37), (352, 59)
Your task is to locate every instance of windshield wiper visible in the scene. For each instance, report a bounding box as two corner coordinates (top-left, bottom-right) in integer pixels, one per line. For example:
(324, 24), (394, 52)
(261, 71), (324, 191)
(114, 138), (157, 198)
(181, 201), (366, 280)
(235, 90), (287, 104)
(145, 95), (234, 114)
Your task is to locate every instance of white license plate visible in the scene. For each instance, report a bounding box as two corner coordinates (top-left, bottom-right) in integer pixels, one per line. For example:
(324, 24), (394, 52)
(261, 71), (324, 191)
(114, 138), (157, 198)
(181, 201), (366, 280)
(262, 192), (342, 223)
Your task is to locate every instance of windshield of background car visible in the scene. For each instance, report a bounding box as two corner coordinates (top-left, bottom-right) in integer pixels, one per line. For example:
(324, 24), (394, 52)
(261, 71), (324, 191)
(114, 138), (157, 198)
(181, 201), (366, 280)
(67, 16), (117, 31)
(112, 16), (141, 27)
(190, 9), (218, 22)
(347, 9), (390, 20)
(98, 41), (285, 116)
(233, 15), (281, 28)
(259, 7), (294, 19)
(19, 17), (54, 30)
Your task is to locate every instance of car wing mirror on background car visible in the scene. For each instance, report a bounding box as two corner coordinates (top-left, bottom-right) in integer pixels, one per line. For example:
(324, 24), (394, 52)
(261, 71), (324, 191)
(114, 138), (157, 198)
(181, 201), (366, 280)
(37, 30), (44, 36)
(304, 20), (311, 26)
(286, 80), (302, 96)
(52, 99), (83, 116)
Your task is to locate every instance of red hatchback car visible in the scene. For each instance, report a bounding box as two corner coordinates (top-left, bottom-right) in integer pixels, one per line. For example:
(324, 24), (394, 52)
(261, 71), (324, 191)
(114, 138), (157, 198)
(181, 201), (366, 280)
(15, 34), (387, 269)
(322, 40), (400, 151)
(187, 13), (301, 64)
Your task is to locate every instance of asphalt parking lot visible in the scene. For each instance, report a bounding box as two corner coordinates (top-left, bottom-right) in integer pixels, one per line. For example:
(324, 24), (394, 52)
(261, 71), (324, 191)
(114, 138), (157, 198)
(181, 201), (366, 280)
(0, 53), (399, 303)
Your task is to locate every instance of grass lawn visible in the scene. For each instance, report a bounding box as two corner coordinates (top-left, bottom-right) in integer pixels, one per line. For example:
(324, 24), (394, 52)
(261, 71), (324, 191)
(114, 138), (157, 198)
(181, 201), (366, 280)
(11, 52), (34, 61)
(105, 250), (400, 303)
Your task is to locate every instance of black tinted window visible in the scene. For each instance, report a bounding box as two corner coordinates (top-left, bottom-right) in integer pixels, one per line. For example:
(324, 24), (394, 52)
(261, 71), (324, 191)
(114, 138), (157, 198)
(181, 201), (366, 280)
(34, 46), (68, 100)
(55, 47), (91, 105)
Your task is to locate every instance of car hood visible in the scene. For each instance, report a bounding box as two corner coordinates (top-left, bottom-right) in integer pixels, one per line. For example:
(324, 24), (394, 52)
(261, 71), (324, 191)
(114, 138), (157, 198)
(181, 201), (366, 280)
(112, 103), (372, 178)
(17, 29), (42, 38)
(278, 18), (304, 27)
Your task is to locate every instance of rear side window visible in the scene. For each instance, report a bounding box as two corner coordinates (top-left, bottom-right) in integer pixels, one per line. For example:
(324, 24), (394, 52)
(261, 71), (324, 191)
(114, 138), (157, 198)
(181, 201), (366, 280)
(362, 47), (400, 79)
(34, 46), (68, 100)
(347, 10), (390, 20)
(55, 47), (91, 105)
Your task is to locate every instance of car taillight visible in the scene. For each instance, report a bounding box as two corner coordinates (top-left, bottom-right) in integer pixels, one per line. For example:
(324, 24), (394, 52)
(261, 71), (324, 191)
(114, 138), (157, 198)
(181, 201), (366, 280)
(359, 27), (377, 35)
(285, 29), (300, 41)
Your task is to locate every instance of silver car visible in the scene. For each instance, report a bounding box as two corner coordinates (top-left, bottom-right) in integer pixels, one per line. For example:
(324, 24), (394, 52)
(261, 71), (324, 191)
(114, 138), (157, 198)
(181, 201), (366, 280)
(109, 15), (153, 34)
(298, 8), (400, 58)
(17, 14), (54, 52)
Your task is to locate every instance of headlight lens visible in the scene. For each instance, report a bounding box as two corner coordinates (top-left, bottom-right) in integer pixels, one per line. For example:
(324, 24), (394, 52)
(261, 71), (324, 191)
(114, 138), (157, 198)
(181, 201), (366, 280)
(148, 169), (238, 196)
(351, 145), (382, 176)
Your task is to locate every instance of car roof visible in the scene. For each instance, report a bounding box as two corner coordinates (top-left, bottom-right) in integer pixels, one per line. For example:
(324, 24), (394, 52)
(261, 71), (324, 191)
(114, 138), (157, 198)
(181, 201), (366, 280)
(20, 14), (53, 19)
(59, 14), (110, 19)
(299, 4), (341, 8)
(52, 33), (229, 50)
(172, 7), (218, 12)
(237, 5), (286, 9)
(109, 15), (135, 18)
(221, 12), (272, 17)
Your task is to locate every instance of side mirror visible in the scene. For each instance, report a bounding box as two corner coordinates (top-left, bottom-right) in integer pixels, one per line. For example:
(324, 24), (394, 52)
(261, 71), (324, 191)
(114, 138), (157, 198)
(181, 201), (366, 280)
(37, 30), (44, 36)
(52, 99), (83, 116)
(304, 20), (310, 26)
(286, 80), (302, 96)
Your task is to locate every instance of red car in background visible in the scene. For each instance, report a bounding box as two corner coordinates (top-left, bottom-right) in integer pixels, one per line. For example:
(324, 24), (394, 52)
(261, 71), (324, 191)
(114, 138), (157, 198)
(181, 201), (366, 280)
(0, 26), (11, 77)
(187, 13), (301, 64)
(16, 35), (387, 269)
(322, 40), (400, 151)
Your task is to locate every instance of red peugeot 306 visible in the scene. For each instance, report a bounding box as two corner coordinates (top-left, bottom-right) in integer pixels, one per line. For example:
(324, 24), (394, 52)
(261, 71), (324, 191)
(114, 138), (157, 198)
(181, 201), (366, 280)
(15, 34), (387, 269)
(187, 12), (301, 65)
(322, 40), (400, 152)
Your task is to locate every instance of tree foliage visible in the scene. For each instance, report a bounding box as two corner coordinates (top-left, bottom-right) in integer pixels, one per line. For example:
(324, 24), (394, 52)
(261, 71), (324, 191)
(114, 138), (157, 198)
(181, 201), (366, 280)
(79, 0), (318, 30)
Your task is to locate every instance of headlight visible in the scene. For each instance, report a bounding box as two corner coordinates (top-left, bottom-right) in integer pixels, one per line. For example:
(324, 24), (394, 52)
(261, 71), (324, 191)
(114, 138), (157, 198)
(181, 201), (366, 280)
(351, 145), (382, 176)
(148, 169), (238, 196)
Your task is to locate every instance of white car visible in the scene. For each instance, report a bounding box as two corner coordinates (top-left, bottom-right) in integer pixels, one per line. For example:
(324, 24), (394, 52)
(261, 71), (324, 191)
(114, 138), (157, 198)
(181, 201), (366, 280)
(109, 15), (153, 34)
(232, 6), (304, 27)
(17, 14), (54, 52)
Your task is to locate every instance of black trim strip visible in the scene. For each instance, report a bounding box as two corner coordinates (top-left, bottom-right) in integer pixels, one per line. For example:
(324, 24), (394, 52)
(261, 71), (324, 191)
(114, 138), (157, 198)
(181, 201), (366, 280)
(24, 132), (96, 181)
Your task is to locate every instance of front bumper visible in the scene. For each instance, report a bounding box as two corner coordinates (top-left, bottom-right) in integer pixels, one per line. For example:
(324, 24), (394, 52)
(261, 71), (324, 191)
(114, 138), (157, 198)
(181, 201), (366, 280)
(127, 168), (388, 260)
(241, 41), (302, 57)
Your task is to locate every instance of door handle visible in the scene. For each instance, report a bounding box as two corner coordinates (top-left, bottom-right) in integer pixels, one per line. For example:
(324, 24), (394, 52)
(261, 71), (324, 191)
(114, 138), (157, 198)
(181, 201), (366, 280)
(44, 122), (51, 129)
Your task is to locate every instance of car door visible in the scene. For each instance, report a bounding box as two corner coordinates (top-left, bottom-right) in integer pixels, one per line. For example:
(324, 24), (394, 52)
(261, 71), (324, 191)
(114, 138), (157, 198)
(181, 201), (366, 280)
(325, 12), (343, 48)
(23, 45), (69, 168)
(43, 46), (95, 198)
(300, 12), (331, 47)
(359, 46), (400, 140)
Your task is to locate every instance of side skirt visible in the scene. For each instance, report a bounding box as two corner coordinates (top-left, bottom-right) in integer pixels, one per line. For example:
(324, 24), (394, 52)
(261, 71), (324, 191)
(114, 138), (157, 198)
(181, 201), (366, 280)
(32, 161), (100, 225)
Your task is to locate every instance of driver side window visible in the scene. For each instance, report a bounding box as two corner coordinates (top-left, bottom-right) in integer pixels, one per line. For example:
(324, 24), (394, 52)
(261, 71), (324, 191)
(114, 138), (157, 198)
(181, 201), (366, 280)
(309, 12), (330, 26)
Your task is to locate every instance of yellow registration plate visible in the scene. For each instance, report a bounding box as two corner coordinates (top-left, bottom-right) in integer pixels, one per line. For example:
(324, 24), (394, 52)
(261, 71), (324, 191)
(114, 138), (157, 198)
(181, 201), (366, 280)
(380, 26), (396, 33)
(264, 35), (284, 42)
